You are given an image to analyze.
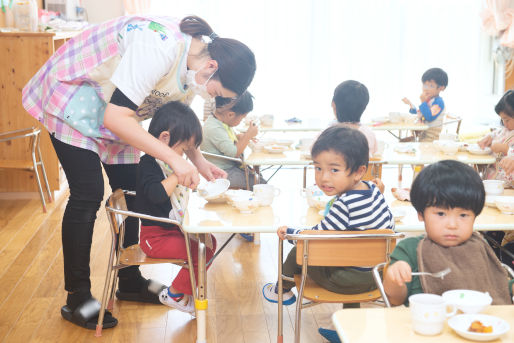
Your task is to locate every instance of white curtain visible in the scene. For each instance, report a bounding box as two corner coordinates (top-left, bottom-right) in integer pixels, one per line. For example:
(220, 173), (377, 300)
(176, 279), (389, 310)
(151, 0), (495, 124)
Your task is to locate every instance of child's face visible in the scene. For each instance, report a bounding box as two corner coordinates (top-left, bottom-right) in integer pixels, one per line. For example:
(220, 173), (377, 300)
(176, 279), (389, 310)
(216, 109), (246, 127)
(419, 206), (475, 247)
(422, 80), (444, 99)
(500, 112), (514, 130)
(171, 139), (196, 156)
(313, 150), (364, 196)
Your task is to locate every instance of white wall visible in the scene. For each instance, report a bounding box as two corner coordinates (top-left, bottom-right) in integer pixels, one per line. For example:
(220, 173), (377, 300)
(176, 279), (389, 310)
(82, 0), (124, 23)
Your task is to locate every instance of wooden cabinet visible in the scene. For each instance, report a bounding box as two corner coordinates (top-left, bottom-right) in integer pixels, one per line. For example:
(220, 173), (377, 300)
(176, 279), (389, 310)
(0, 31), (76, 192)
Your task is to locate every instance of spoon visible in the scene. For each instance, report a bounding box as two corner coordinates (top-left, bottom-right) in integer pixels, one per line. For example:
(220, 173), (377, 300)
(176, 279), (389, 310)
(412, 267), (451, 279)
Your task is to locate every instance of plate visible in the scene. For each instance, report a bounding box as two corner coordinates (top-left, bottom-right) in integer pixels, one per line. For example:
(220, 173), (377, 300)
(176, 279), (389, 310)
(264, 145), (287, 154)
(394, 144), (416, 154)
(448, 314), (510, 341)
(275, 139), (294, 147)
(467, 144), (492, 155)
(372, 116), (389, 123)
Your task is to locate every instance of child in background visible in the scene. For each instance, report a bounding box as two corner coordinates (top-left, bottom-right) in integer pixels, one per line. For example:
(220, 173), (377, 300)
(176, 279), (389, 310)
(332, 80), (378, 156)
(262, 126), (394, 343)
(136, 101), (217, 314)
(402, 68), (448, 142)
(384, 160), (514, 307)
(478, 90), (514, 188)
(201, 91), (265, 189)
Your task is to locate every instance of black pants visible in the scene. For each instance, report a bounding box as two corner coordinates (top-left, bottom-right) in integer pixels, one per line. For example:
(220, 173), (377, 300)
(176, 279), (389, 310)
(50, 135), (139, 293)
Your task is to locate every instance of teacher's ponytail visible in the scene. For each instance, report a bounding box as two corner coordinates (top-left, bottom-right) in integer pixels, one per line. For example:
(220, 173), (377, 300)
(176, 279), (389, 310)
(180, 15), (256, 96)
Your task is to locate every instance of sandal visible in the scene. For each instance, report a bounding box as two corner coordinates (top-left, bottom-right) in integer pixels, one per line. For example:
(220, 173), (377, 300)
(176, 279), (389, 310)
(116, 278), (167, 304)
(61, 298), (118, 330)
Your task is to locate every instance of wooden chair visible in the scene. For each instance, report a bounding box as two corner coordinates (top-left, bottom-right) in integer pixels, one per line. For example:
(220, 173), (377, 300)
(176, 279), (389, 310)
(0, 127), (52, 212)
(277, 229), (404, 343)
(95, 189), (196, 337)
(373, 261), (514, 308)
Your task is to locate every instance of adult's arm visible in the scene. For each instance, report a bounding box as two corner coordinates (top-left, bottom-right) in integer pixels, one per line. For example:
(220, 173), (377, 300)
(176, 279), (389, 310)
(103, 103), (199, 188)
(186, 147), (227, 181)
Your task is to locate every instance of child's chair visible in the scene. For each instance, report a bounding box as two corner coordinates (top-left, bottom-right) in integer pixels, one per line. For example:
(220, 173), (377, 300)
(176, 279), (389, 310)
(0, 127), (52, 212)
(277, 229), (404, 343)
(95, 189), (196, 337)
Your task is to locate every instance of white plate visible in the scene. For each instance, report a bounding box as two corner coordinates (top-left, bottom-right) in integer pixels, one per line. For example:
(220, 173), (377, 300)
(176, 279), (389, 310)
(394, 144), (416, 154)
(448, 314), (510, 341)
(264, 145), (287, 154)
(467, 144), (492, 155)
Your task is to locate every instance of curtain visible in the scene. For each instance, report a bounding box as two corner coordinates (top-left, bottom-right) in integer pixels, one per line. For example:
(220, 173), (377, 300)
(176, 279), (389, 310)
(150, 0), (494, 124)
(124, 0), (151, 15)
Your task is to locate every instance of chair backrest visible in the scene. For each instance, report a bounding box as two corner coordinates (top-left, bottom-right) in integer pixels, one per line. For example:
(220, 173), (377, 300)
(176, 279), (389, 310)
(295, 229), (400, 267)
(105, 188), (128, 235)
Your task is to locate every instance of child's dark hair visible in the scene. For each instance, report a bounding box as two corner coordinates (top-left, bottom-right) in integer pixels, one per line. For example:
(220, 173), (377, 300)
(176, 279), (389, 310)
(494, 89), (514, 120)
(180, 16), (256, 96)
(148, 101), (202, 148)
(422, 68), (448, 87)
(410, 160), (484, 216)
(332, 80), (369, 123)
(311, 125), (369, 174)
(216, 91), (253, 115)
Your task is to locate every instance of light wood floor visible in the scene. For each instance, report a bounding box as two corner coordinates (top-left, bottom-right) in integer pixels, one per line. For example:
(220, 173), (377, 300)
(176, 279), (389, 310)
(0, 164), (408, 343)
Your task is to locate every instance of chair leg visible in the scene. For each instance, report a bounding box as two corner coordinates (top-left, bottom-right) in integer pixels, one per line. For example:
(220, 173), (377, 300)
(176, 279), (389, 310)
(277, 240), (284, 343)
(31, 152), (47, 213)
(37, 145), (53, 203)
(96, 231), (118, 337)
(294, 263), (308, 343)
(398, 164), (403, 182)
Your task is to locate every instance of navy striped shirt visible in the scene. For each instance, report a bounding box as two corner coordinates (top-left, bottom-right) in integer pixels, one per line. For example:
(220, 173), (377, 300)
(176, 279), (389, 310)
(287, 181), (394, 237)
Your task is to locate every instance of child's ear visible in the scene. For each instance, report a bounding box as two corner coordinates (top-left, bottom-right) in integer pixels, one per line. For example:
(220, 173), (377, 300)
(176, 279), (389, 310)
(438, 86), (446, 92)
(158, 131), (170, 146)
(331, 101), (337, 116)
(417, 212), (425, 222)
(355, 165), (367, 181)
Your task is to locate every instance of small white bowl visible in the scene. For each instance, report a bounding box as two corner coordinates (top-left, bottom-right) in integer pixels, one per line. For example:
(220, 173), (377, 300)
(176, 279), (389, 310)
(483, 180), (504, 196)
(372, 116), (389, 123)
(274, 139), (294, 147)
(302, 185), (327, 207)
(198, 178), (230, 200)
(494, 196), (514, 215)
(264, 145), (287, 154)
(439, 141), (460, 155)
(232, 196), (259, 213)
(442, 290), (492, 314)
(225, 189), (253, 205)
(448, 314), (510, 341)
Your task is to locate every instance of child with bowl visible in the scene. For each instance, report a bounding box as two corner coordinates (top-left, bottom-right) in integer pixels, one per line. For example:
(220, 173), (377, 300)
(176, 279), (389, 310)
(262, 126), (394, 343)
(383, 160), (514, 307)
(201, 91), (266, 189)
(135, 102), (217, 314)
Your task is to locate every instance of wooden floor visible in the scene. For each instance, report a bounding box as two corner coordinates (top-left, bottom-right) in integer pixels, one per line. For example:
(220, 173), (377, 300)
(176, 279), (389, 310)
(0, 164), (408, 343)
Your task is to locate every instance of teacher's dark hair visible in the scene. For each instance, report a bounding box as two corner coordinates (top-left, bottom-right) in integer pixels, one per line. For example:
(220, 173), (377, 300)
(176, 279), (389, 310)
(180, 16), (256, 96)
(148, 101), (202, 148)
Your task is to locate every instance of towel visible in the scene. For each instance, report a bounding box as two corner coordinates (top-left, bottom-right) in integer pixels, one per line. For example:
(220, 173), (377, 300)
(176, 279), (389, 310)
(417, 233), (511, 304)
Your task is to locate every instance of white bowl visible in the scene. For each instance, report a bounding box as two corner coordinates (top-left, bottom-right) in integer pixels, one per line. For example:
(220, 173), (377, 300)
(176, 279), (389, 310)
(400, 112), (415, 123)
(274, 139), (294, 147)
(442, 290), (492, 314)
(225, 189), (253, 205)
(483, 180), (504, 196)
(439, 141), (460, 155)
(494, 196), (514, 214)
(484, 195), (498, 208)
(197, 178), (230, 200)
(232, 196), (259, 213)
(248, 141), (265, 152)
(439, 132), (458, 141)
(468, 144), (492, 155)
(264, 145), (287, 154)
(372, 116), (389, 123)
(448, 314), (510, 341)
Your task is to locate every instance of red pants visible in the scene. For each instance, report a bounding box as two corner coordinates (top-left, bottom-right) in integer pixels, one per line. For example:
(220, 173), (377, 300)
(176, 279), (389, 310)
(140, 226), (217, 295)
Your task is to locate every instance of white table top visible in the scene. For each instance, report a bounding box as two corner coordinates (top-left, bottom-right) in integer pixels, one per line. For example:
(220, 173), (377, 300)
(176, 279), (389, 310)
(182, 188), (514, 233)
(382, 142), (496, 165)
(365, 121), (429, 131)
(245, 149), (312, 166)
(332, 306), (514, 343)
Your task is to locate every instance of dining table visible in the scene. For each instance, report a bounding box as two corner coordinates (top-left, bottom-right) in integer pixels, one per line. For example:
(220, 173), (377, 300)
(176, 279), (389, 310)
(332, 305), (514, 343)
(365, 120), (429, 141)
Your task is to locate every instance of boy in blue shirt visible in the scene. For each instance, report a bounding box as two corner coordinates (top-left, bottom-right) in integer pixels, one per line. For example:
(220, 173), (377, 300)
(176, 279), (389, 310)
(402, 67), (448, 142)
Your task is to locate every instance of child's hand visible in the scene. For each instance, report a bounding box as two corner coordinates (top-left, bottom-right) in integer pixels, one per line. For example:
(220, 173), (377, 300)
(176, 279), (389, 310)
(402, 97), (413, 107)
(420, 92), (430, 103)
(478, 135), (492, 149)
(246, 121), (259, 139)
(386, 261), (412, 286)
(370, 178), (385, 194)
(491, 141), (509, 155)
(499, 155), (514, 174)
(277, 226), (288, 240)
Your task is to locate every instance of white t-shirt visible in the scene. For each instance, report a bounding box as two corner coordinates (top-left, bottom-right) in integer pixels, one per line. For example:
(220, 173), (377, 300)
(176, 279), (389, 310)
(110, 19), (191, 107)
